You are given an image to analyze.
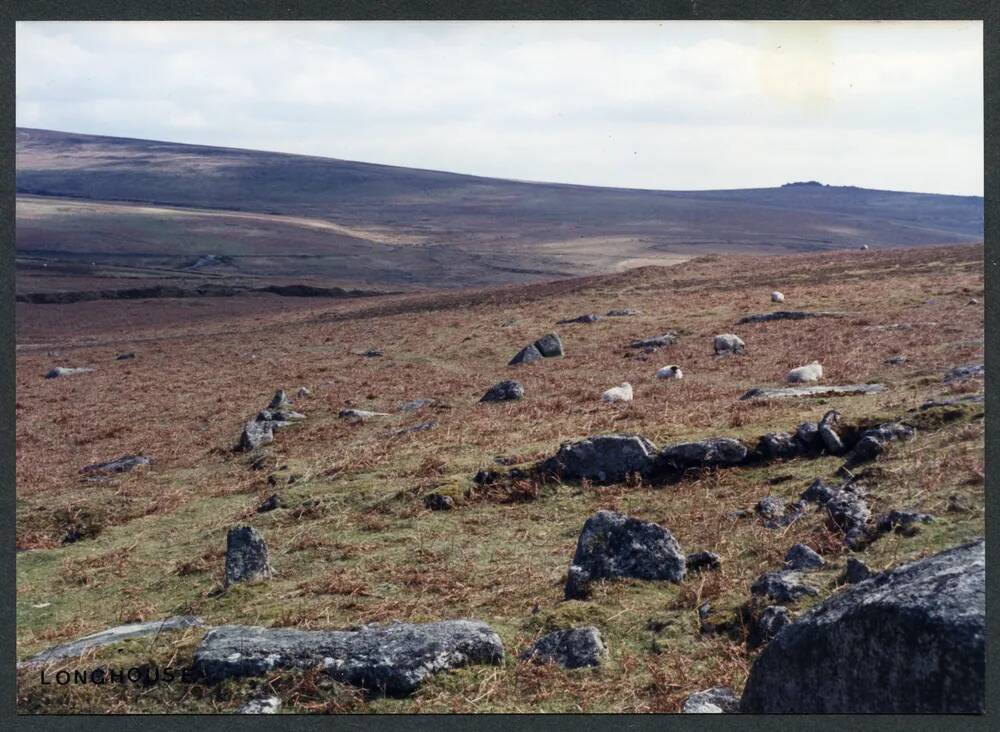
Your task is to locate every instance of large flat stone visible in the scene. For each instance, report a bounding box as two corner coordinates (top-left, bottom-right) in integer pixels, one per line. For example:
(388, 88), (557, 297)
(740, 384), (887, 401)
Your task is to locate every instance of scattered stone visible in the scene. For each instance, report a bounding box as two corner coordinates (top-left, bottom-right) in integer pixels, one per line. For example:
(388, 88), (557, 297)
(681, 687), (741, 713)
(388, 420), (437, 436)
(750, 570), (819, 603)
(480, 379), (525, 403)
(267, 390), (291, 410)
(224, 526), (272, 588)
(18, 616), (204, 667)
(943, 363), (984, 383)
(747, 605), (790, 650)
(339, 408), (389, 421)
(686, 551), (721, 573)
(564, 510), (685, 599)
(793, 422), (823, 452)
(257, 408), (305, 425)
(237, 696), (281, 714)
(713, 333), (745, 355)
(396, 398), (436, 412)
(844, 558), (872, 584)
(361, 349), (383, 358)
(918, 394), (984, 410)
(193, 620), (505, 695)
(755, 496), (785, 521)
(630, 333), (678, 350)
(424, 493), (455, 511)
(79, 454), (151, 477)
(756, 497), (806, 529)
(509, 343), (544, 366)
(817, 410), (845, 454)
(257, 494), (281, 513)
(756, 432), (800, 460)
(238, 420), (274, 452)
(739, 311), (839, 324)
(606, 308), (638, 317)
(740, 539), (985, 713)
(533, 333), (564, 358)
(876, 510), (934, 537)
(885, 355), (907, 365)
(863, 322), (938, 332)
(740, 383), (886, 400)
(843, 422), (915, 468)
(800, 478), (837, 504)
(947, 494), (972, 513)
(967, 298), (979, 305)
(557, 314), (601, 324)
(520, 627), (607, 668)
(45, 366), (94, 379)
(823, 485), (872, 549)
(653, 437), (748, 477)
(541, 434), (656, 484)
(296, 387), (311, 398)
(116, 352), (136, 360)
(784, 544), (825, 570)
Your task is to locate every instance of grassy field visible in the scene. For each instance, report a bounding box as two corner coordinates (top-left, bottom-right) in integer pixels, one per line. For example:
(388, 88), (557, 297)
(15, 244), (984, 713)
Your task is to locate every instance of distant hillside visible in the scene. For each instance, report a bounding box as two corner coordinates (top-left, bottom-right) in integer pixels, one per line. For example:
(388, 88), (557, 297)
(15, 127), (984, 292)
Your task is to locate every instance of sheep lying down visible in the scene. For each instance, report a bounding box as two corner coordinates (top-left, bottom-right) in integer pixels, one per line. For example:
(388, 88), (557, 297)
(656, 365), (683, 380)
(771, 291), (785, 303)
(601, 382), (634, 402)
(786, 361), (823, 383)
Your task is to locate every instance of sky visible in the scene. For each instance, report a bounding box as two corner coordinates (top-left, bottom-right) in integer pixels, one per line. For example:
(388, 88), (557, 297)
(16, 20), (984, 196)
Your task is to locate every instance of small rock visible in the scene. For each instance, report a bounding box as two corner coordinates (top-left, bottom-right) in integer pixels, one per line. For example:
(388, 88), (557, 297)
(713, 333), (745, 355)
(267, 390), (291, 410)
(686, 551), (721, 573)
(533, 333), (565, 358)
(943, 363), (984, 383)
(946, 494), (972, 513)
(784, 544), (825, 570)
(818, 410), (844, 454)
(793, 422), (823, 452)
(520, 627), (607, 668)
(751, 570), (819, 603)
(296, 387), (311, 398)
(823, 486), (872, 549)
(79, 454), (151, 476)
(257, 494), (281, 513)
(480, 379), (525, 403)
(116, 352), (136, 360)
(45, 366), (95, 379)
(339, 408), (389, 421)
(557, 314), (601, 324)
(237, 696), (281, 714)
(681, 686), (741, 713)
(238, 421), (274, 452)
(361, 349), (383, 357)
(606, 308), (638, 317)
(747, 605), (790, 650)
(564, 510), (685, 599)
(876, 510), (934, 537)
(800, 478), (837, 504)
(844, 557), (872, 584)
(755, 496), (785, 521)
(224, 526), (272, 588)
(885, 355), (907, 365)
(424, 493), (455, 511)
(509, 343), (544, 365)
(757, 432), (801, 460)
(967, 298), (979, 305)
(630, 333), (678, 350)
(396, 398), (436, 412)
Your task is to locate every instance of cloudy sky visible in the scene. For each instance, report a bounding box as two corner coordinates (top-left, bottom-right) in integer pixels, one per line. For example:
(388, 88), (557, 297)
(16, 21), (983, 195)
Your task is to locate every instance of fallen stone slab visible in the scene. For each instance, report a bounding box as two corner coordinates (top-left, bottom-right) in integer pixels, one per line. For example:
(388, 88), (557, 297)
(652, 437), (748, 478)
(45, 366), (95, 379)
(565, 510), (685, 599)
(606, 308), (639, 317)
(19, 616), (204, 667)
(116, 352), (136, 361)
(79, 454), (151, 476)
(224, 526), (272, 588)
(740, 539), (985, 713)
(396, 398), (436, 412)
(520, 627), (607, 668)
(339, 409), (390, 421)
(238, 420), (274, 452)
(738, 310), (842, 324)
(740, 384), (887, 401)
(192, 620), (504, 696)
(387, 420), (437, 437)
(630, 333), (678, 350)
(480, 379), (525, 403)
(918, 394), (984, 410)
(681, 687), (741, 713)
(541, 434), (656, 484)
(557, 314), (600, 324)
(750, 570), (819, 603)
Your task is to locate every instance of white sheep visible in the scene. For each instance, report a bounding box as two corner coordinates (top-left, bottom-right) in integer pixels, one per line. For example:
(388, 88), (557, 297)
(601, 382), (634, 402)
(713, 333), (746, 355)
(656, 365), (683, 380)
(787, 361), (823, 383)
(771, 291), (785, 303)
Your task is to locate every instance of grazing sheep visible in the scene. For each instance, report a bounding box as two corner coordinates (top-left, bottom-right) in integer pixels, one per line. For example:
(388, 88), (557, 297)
(771, 291), (785, 303)
(656, 365), (683, 380)
(713, 334), (746, 355)
(787, 361), (823, 383)
(601, 382), (634, 403)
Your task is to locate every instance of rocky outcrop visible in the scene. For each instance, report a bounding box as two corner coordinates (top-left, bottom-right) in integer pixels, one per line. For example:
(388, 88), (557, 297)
(541, 434), (656, 484)
(565, 511), (685, 599)
(520, 627), (607, 668)
(681, 687), (741, 713)
(193, 620), (504, 696)
(741, 539), (985, 713)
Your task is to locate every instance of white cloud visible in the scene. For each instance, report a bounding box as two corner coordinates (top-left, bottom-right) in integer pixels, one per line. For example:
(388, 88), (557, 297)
(15, 20), (983, 195)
